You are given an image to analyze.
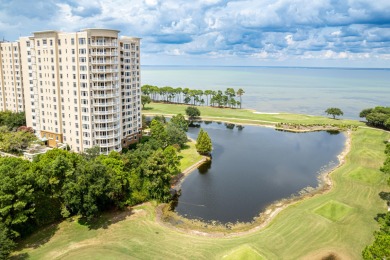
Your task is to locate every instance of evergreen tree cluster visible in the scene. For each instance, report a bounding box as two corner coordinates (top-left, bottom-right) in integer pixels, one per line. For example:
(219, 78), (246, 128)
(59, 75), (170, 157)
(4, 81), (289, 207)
(141, 85), (245, 109)
(0, 125), (182, 258)
(360, 106), (390, 130)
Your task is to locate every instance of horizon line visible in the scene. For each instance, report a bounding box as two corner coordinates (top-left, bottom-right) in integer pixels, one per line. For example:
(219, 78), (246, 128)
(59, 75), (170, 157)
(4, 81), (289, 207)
(141, 64), (390, 70)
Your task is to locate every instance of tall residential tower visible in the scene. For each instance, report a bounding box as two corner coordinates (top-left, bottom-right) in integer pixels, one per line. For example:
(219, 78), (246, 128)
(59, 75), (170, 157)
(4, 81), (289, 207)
(1, 29), (141, 154)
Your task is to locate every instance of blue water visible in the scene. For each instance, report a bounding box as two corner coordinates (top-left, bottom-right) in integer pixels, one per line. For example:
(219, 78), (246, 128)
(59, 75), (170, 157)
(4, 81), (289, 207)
(174, 122), (345, 223)
(141, 66), (390, 119)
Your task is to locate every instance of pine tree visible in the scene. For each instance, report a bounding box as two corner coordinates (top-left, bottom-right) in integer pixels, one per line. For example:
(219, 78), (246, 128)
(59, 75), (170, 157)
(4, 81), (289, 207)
(196, 130), (212, 155)
(196, 128), (205, 144)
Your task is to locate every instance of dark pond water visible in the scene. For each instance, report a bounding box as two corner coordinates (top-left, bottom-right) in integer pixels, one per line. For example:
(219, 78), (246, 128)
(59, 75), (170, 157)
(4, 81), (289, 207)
(174, 122), (346, 224)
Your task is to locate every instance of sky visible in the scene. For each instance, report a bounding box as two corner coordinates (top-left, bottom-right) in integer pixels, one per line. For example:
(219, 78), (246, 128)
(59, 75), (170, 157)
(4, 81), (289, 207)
(1, 0), (390, 67)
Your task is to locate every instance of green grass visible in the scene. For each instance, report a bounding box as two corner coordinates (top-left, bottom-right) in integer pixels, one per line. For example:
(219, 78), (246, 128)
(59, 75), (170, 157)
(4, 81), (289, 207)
(144, 102), (364, 126)
(314, 200), (354, 222)
(13, 127), (390, 260)
(223, 245), (264, 260)
(178, 140), (203, 172)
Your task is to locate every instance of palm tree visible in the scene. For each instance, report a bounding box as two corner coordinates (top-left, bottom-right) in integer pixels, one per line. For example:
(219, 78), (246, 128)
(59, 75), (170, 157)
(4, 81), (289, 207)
(204, 90), (213, 106)
(236, 88), (245, 109)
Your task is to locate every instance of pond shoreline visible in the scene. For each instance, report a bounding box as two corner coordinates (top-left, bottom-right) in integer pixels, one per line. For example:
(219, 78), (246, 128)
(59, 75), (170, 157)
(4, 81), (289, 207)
(156, 119), (352, 237)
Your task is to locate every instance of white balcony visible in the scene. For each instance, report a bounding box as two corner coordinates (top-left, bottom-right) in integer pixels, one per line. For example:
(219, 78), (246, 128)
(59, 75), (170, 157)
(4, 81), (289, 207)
(90, 52), (118, 56)
(94, 117), (119, 123)
(91, 77), (119, 82)
(93, 92), (119, 98)
(90, 68), (117, 73)
(95, 133), (120, 140)
(94, 101), (116, 107)
(94, 109), (119, 115)
(94, 125), (119, 131)
(91, 60), (118, 65)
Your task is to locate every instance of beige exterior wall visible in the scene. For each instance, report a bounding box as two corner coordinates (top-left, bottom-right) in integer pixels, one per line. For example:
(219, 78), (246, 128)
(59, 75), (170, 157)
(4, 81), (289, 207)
(0, 41), (24, 112)
(3, 29), (141, 154)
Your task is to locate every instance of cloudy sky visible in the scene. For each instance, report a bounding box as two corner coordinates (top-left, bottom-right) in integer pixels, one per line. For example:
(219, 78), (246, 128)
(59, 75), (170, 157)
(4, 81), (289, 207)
(1, 0), (390, 67)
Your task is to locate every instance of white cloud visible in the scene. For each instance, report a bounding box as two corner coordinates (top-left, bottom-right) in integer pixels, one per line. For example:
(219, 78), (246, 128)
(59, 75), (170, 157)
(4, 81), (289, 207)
(0, 0), (389, 66)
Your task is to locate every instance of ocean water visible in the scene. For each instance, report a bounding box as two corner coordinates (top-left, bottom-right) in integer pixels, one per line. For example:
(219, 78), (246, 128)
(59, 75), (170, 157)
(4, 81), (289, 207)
(141, 66), (390, 119)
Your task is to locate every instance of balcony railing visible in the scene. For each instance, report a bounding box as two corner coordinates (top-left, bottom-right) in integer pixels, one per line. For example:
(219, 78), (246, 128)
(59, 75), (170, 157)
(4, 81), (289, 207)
(94, 117), (119, 123)
(91, 60), (118, 65)
(93, 101), (116, 107)
(90, 52), (118, 56)
(94, 109), (119, 115)
(91, 77), (119, 82)
(93, 92), (119, 98)
(90, 68), (117, 73)
(90, 41), (118, 47)
(94, 125), (119, 131)
(95, 133), (120, 139)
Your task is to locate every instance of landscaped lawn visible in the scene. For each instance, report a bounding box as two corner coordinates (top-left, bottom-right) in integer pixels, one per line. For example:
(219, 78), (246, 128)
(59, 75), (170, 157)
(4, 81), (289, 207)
(143, 102), (365, 126)
(13, 126), (389, 259)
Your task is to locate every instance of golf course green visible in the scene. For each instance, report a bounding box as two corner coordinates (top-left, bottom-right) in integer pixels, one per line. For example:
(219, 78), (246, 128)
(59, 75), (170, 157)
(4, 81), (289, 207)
(13, 104), (390, 259)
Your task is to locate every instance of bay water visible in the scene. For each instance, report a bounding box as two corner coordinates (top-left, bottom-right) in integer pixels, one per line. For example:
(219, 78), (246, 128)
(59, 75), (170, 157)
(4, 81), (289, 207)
(142, 66), (390, 119)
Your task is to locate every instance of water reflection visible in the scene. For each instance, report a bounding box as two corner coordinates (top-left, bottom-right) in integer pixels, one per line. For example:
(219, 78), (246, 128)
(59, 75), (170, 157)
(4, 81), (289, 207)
(198, 160), (212, 174)
(174, 122), (345, 223)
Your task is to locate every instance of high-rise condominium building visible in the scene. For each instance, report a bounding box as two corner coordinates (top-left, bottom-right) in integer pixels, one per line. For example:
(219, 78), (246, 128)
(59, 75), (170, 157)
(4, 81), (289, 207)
(0, 29), (141, 154)
(0, 41), (25, 112)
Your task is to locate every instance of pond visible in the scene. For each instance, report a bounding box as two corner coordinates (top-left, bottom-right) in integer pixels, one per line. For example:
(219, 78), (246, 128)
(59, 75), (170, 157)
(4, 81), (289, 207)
(174, 122), (346, 224)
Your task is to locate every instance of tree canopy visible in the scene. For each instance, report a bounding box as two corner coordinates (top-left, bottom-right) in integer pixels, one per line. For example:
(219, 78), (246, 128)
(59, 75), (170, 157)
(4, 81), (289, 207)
(325, 107), (343, 119)
(0, 119), (184, 250)
(141, 85), (245, 109)
(0, 111), (26, 131)
(141, 95), (151, 109)
(360, 106), (390, 130)
(195, 129), (212, 155)
(185, 106), (201, 122)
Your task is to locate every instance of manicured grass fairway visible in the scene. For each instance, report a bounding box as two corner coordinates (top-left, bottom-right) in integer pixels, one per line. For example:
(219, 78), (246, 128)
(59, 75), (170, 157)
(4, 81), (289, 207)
(144, 102), (365, 126)
(15, 128), (389, 259)
(178, 140), (203, 172)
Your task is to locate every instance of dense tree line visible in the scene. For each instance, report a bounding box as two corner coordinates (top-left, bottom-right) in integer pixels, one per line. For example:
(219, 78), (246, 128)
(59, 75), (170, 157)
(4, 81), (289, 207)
(363, 142), (390, 258)
(0, 111), (37, 155)
(360, 106), (390, 130)
(141, 85), (245, 109)
(0, 117), (187, 258)
(0, 111), (26, 131)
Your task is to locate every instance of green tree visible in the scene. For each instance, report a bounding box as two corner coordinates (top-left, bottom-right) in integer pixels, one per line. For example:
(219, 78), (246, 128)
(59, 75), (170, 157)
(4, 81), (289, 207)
(150, 119), (168, 148)
(185, 106), (200, 122)
(166, 123), (188, 148)
(360, 108), (373, 118)
(0, 111), (26, 130)
(0, 223), (15, 260)
(195, 129), (212, 155)
(0, 157), (34, 237)
(359, 106), (390, 130)
(362, 212), (390, 259)
(325, 107), (344, 119)
(237, 88), (245, 109)
(0, 130), (37, 153)
(98, 151), (131, 208)
(142, 149), (178, 202)
(170, 113), (188, 132)
(82, 146), (101, 161)
(141, 95), (151, 109)
(62, 160), (113, 220)
(204, 90), (213, 106)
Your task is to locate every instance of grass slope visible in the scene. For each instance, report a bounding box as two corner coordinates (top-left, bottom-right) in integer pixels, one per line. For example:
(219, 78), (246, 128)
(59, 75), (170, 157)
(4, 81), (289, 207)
(144, 102), (364, 126)
(14, 128), (389, 259)
(178, 140), (203, 172)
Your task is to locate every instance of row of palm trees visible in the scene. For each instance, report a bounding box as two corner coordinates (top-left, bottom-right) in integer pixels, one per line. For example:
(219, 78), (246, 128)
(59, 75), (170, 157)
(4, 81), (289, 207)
(141, 85), (245, 109)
